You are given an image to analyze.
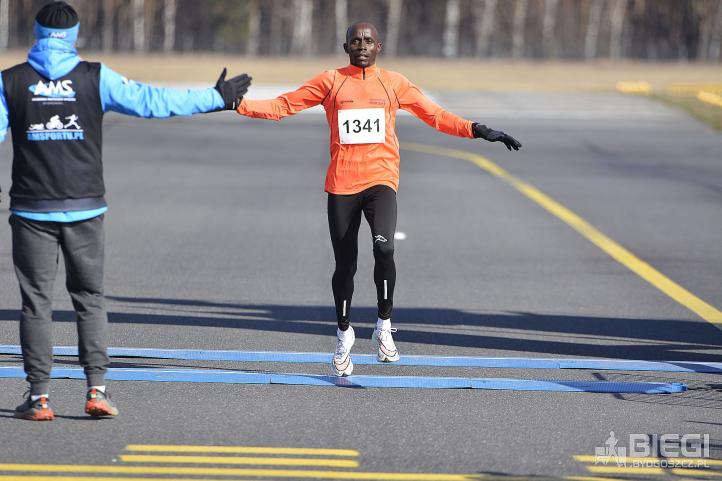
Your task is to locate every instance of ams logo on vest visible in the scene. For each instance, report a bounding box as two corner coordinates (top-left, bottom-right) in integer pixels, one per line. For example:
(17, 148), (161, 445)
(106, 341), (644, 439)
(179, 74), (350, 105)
(28, 80), (76, 100)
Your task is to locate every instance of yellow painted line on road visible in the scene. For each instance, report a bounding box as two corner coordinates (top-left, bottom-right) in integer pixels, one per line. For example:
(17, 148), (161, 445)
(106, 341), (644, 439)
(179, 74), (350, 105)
(586, 465), (665, 475)
(565, 477), (630, 481)
(697, 91), (722, 109)
(574, 455), (722, 466)
(668, 83), (722, 95)
(616, 81), (652, 95)
(119, 454), (357, 467)
(672, 469), (722, 477)
(0, 477), (255, 481)
(124, 444), (358, 456)
(402, 142), (722, 327)
(0, 464), (482, 480)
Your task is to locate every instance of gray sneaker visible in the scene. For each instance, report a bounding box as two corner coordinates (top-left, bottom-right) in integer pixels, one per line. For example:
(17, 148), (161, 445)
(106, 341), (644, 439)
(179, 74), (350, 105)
(14, 393), (54, 421)
(85, 388), (119, 417)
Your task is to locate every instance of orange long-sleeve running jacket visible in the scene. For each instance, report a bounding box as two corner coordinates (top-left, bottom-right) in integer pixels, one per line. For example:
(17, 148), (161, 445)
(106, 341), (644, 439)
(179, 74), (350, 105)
(236, 64), (474, 195)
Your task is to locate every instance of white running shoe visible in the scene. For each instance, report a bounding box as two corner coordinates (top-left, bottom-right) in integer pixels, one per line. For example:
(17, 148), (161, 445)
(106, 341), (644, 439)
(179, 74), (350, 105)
(332, 327), (355, 376)
(372, 327), (400, 362)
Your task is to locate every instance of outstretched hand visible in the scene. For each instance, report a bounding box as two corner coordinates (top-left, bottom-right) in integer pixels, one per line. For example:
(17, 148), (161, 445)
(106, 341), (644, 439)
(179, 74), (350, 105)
(214, 68), (252, 110)
(472, 123), (522, 151)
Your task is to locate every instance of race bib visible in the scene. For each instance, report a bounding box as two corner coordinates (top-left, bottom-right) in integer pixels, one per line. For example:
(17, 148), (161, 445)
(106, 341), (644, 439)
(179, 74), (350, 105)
(338, 108), (385, 144)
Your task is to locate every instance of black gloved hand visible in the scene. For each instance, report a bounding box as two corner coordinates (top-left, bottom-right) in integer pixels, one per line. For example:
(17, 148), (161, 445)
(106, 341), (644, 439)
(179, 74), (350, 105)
(473, 123), (522, 151)
(214, 68), (252, 110)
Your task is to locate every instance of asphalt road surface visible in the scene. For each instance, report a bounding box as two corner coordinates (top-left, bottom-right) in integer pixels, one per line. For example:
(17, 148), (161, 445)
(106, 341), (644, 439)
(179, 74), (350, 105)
(0, 90), (721, 480)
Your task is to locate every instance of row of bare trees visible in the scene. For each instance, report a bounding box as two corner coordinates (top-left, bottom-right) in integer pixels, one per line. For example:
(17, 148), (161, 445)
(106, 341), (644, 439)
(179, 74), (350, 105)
(1, 0), (721, 60)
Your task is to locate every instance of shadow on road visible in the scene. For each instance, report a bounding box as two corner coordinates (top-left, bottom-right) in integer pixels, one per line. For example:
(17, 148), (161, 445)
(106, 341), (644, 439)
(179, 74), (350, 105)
(0, 407), (113, 421)
(2, 295), (721, 362)
(595, 372), (722, 412)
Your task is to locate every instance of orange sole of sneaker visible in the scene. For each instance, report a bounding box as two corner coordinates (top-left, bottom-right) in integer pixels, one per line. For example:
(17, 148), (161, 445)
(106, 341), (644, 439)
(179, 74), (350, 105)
(85, 401), (118, 417)
(16, 409), (55, 421)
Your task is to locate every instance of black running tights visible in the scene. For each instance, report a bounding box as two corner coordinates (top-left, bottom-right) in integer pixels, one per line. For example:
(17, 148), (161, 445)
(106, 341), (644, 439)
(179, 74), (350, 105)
(327, 185), (397, 330)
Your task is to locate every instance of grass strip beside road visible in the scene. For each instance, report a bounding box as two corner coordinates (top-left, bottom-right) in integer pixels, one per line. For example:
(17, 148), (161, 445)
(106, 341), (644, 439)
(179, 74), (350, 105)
(654, 91), (722, 131)
(1, 51), (720, 92)
(3, 51), (719, 129)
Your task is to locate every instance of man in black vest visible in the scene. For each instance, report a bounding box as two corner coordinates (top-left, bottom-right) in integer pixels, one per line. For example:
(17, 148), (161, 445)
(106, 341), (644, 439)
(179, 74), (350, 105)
(0, 1), (251, 420)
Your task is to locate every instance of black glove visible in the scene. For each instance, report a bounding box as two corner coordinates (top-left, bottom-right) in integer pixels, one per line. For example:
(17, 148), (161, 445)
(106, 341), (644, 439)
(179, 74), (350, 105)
(214, 68), (252, 110)
(473, 123), (522, 151)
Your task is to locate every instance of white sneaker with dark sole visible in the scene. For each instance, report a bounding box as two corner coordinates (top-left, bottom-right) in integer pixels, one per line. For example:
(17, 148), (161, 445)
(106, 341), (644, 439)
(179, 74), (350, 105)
(332, 327), (355, 376)
(372, 327), (400, 362)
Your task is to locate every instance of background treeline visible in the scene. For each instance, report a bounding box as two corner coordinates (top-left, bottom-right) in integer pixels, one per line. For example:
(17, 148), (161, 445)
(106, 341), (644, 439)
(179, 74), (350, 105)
(0, 0), (721, 60)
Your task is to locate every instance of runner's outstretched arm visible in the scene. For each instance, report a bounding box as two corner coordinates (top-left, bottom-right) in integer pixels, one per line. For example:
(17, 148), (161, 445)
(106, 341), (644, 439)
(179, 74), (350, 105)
(396, 74), (522, 151)
(99, 65), (251, 117)
(236, 71), (334, 121)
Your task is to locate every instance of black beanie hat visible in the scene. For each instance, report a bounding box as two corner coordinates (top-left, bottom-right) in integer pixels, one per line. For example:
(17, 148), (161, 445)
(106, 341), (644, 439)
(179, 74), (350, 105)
(35, 1), (79, 29)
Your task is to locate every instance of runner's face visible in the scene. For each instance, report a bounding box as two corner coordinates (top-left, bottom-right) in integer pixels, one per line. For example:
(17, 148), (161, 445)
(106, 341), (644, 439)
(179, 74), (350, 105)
(344, 27), (381, 68)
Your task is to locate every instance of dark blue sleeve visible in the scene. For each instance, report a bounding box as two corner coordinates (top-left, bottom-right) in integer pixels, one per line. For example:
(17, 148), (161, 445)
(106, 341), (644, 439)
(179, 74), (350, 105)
(99, 64), (224, 117)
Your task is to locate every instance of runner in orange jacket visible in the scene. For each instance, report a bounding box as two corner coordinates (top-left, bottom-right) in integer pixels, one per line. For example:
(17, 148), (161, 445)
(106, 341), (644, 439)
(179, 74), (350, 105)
(236, 22), (521, 376)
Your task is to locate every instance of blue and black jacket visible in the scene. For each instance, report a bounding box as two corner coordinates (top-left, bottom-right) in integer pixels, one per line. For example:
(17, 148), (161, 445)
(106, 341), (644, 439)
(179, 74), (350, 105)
(0, 22), (224, 222)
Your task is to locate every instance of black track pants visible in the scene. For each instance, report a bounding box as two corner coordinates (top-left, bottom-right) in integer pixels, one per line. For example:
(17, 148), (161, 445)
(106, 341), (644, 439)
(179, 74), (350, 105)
(10, 214), (109, 395)
(328, 185), (397, 330)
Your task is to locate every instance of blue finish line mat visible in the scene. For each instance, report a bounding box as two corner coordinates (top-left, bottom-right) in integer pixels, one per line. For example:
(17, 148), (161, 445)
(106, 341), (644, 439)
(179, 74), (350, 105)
(0, 366), (685, 393)
(0, 345), (719, 373)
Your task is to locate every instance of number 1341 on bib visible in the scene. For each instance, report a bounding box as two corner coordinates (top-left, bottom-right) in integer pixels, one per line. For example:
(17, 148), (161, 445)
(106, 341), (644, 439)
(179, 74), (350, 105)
(338, 108), (385, 144)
